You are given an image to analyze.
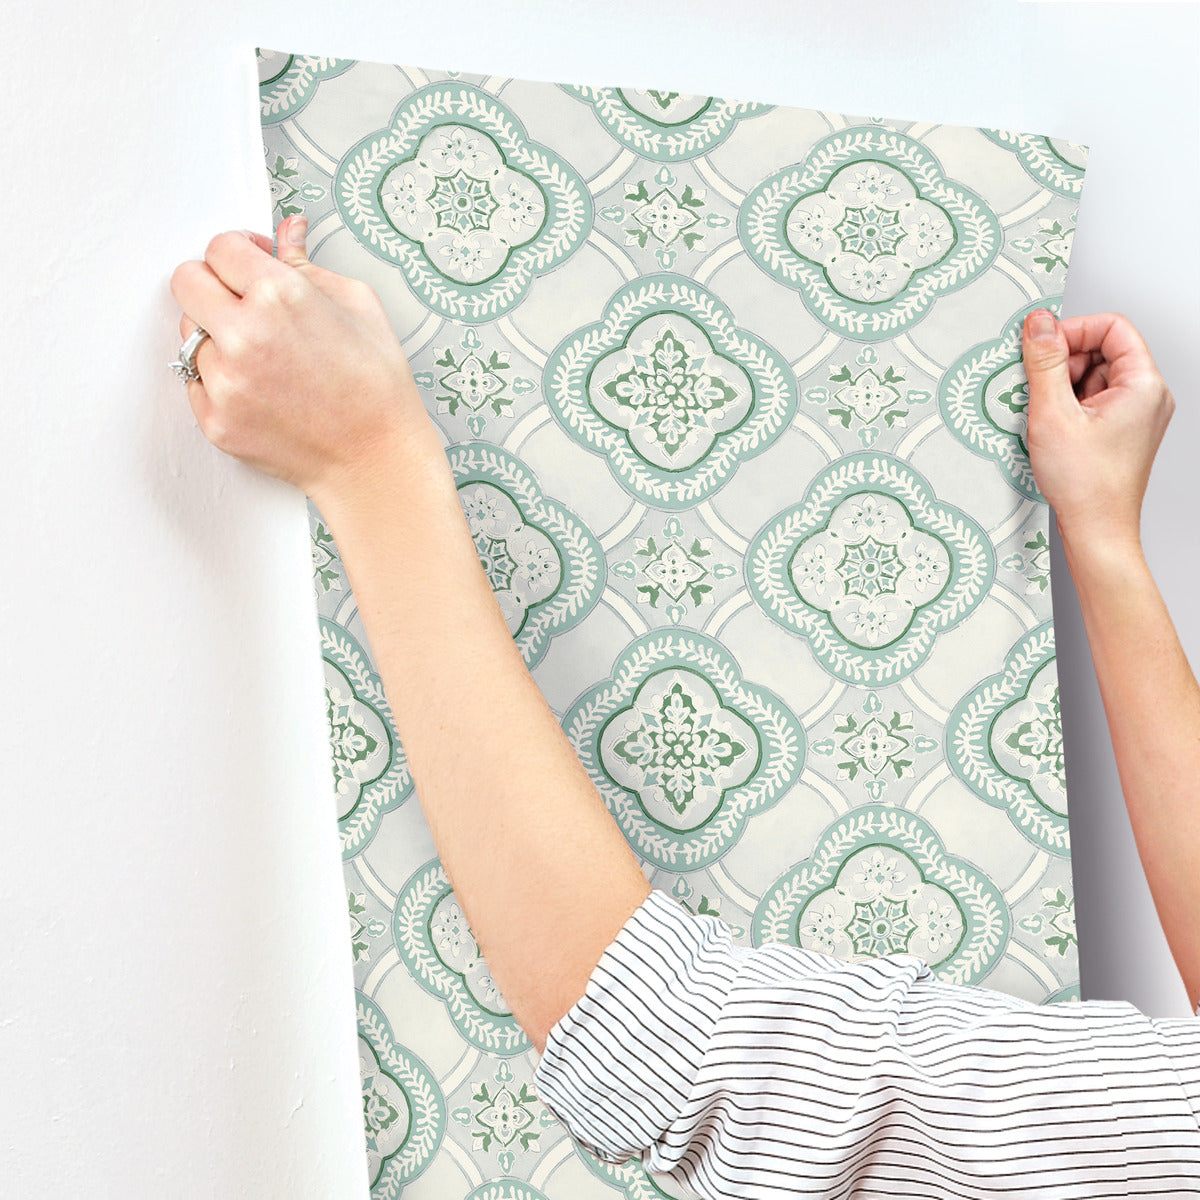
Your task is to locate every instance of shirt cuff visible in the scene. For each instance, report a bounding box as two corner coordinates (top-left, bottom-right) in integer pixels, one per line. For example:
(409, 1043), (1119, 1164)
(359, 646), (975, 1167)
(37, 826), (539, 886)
(530, 887), (740, 1168)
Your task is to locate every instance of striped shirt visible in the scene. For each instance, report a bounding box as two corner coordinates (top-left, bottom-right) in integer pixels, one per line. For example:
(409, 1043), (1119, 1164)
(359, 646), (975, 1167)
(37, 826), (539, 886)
(532, 888), (1200, 1197)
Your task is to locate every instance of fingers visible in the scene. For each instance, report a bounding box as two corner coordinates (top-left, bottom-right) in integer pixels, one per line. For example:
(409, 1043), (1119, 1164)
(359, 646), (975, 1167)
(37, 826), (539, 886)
(1057, 312), (1158, 385)
(170, 258), (238, 336)
(175, 313), (217, 432)
(274, 214), (310, 267)
(204, 228), (290, 296)
(1021, 309), (1075, 414)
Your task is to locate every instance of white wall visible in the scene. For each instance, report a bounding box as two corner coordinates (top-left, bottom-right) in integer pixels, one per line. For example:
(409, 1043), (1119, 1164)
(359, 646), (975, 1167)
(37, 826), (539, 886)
(2, 1), (1197, 1194)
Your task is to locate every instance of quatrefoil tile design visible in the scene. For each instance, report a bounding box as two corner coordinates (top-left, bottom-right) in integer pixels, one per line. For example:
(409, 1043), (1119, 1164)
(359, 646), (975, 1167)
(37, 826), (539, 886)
(335, 82), (592, 321)
(741, 127), (1003, 339)
(260, 49), (1088, 1199)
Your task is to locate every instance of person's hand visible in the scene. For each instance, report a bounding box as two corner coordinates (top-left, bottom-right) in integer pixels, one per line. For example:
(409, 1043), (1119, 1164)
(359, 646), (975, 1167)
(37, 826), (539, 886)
(1021, 308), (1175, 552)
(169, 215), (440, 507)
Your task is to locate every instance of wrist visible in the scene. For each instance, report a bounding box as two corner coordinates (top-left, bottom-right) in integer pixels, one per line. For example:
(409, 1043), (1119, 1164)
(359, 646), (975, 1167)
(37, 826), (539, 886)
(1058, 516), (1146, 577)
(311, 420), (454, 532)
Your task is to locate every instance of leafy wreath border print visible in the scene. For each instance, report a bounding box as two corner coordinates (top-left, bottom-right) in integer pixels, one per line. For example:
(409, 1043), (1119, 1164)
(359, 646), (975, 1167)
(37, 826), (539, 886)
(740, 126), (1002, 340)
(336, 82), (592, 322)
(753, 805), (1010, 986)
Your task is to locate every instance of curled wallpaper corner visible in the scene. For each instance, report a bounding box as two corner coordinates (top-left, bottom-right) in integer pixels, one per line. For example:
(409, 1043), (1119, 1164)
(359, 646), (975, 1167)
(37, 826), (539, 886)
(256, 48), (1087, 1198)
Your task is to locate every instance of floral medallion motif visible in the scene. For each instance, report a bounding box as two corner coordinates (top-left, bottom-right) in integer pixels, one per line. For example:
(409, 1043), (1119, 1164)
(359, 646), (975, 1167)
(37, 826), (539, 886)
(413, 327), (537, 439)
(754, 805), (1010, 986)
(561, 85), (770, 160)
(1018, 885), (1077, 959)
(265, 148), (327, 221)
(451, 1059), (556, 1174)
(938, 298), (1063, 500)
(562, 630), (805, 870)
(310, 514), (344, 594)
(1010, 214), (1076, 275)
(946, 620), (1069, 855)
(543, 274), (797, 509)
(811, 690), (941, 800)
(356, 991), (445, 1198)
(611, 514), (738, 624)
(257, 50), (353, 124)
(349, 890), (388, 964)
(336, 83), (591, 321)
(1000, 528), (1052, 596)
(450, 443), (604, 669)
(394, 861), (528, 1055)
(746, 452), (995, 685)
(805, 344), (935, 449)
(982, 129), (1089, 197)
(741, 128), (1002, 339)
(320, 617), (412, 859)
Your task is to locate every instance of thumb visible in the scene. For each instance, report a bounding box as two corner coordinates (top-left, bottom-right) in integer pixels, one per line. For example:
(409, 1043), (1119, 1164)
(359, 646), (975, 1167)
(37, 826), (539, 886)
(1021, 308), (1073, 412)
(275, 213), (310, 267)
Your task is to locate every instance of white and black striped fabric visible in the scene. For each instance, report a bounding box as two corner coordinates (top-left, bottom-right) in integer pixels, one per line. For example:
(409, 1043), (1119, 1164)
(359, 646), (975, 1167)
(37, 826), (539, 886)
(532, 888), (1200, 1197)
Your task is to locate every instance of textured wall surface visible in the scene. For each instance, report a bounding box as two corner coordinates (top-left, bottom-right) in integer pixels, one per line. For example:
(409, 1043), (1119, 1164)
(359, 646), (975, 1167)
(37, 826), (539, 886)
(2, 3), (1197, 1197)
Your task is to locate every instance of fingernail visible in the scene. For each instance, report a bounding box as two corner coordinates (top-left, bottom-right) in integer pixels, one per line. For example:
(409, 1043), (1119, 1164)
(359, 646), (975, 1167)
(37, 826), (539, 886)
(287, 215), (308, 246)
(1027, 310), (1056, 340)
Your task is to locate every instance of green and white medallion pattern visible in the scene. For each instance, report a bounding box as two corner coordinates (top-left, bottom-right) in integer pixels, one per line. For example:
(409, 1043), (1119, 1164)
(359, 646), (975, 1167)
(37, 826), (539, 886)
(544, 274), (797, 509)
(741, 127), (1002, 340)
(982, 128), (1089, 197)
(260, 48), (1088, 1198)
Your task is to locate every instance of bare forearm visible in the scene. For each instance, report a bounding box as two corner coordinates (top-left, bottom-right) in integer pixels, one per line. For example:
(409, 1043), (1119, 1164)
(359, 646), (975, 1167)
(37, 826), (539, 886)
(1061, 525), (1200, 1010)
(316, 428), (651, 1054)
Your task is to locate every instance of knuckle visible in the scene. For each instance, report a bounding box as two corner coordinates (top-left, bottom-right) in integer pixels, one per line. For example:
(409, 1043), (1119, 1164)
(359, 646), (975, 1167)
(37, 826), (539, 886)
(170, 259), (199, 299)
(219, 326), (248, 361)
(205, 230), (236, 263)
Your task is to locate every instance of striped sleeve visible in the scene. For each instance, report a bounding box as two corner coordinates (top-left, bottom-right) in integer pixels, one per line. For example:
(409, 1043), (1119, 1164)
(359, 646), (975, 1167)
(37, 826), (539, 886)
(531, 887), (1200, 1198)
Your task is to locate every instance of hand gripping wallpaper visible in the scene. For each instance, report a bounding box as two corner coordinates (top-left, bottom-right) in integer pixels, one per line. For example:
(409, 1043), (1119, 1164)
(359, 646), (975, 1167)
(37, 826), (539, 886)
(257, 48), (1088, 1200)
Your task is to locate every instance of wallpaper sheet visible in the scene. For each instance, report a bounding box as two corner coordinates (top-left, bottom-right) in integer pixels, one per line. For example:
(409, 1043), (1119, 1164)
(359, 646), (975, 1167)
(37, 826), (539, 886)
(257, 48), (1088, 1200)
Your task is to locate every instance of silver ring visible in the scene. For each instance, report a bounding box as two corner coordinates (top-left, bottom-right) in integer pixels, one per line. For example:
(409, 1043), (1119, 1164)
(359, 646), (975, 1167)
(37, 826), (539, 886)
(168, 327), (211, 383)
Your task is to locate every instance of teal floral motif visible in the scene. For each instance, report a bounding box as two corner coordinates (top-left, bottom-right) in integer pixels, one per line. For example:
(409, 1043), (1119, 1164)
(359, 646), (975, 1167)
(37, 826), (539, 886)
(1001, 528), (1052, 595)
(811, 690), (940, 800)
(349, 891), (388, 964)
(257, 50), (353, 124)
(450, 443), (604, 668)
(414, 327), (536, 438)
(321, 618), (412, 859)
(543, 274), (797, 509)
(451, 1060), (551, 1170)
(265, 148), (327, 220)
(337, 83), (591, 322)
(946, 620), (1069, 855)
(621, 168), (709, 271)
(741, 128), (1002, 340)
(1010, 213), (1076, 274)
(1019, 885), (1077, 958)
(754, 805), (1009, 986)
(746, 452), (995, 685)
(939, 299), (1063, 500)
(611, 514), (738, 624)
(561, 85), (771, 160)
(394, 862), (528, 1055)
(982, 129), (1089, 197)
(805, 345), (934, 448)
(311, 514), (343, 593)
(670, 876), (747, 940)
(563, 630), (805, 870)
(356, 991), (445, 1198)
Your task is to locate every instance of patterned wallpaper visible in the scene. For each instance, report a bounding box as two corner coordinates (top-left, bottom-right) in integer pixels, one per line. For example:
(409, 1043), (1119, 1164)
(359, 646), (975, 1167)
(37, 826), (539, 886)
(258, 49), (1086, 1199)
